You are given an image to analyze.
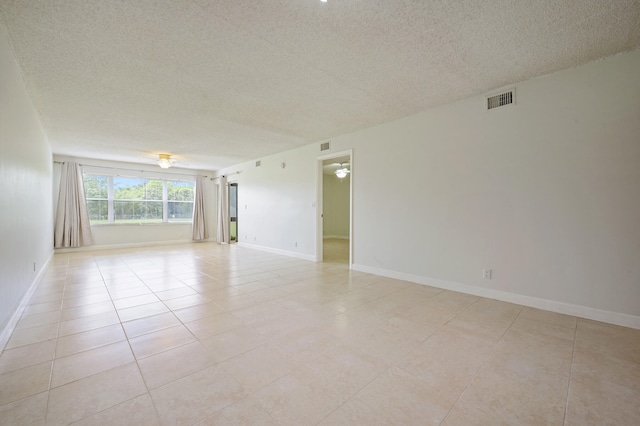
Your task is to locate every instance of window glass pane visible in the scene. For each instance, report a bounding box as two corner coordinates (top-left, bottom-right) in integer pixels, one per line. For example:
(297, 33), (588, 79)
(114, 200), (162, 223)
(146, 180), (164, 200)
(83, 175), (108, 198)
(167, 181), (194, 223)
(87, 200), (108, 223)
(112, 178), (162, 222)
(168, 202), (193, 222)
(113, 178), (162, 201)
(84, 175), (109, 225)
(167, 181), (194, 202)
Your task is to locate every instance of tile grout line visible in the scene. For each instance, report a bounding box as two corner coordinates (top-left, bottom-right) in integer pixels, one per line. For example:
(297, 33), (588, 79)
(43, 259), (69, 425)
(437, 305), (523, 424)
(315, 363), (394, 425)
(107, 257), (170, 425)
(68, 254), (160, 425)
(109, 253), (280, 424)
(562, 321), (579, 426)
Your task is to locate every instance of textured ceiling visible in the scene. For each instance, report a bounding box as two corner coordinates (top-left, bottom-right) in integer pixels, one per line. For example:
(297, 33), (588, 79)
(1, 0), (639, 170)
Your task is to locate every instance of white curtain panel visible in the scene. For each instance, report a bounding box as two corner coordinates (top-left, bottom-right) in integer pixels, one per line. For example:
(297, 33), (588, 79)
(54, 162), (93, 248)
(191, 175), (209, 240)
(216, 176), (230, 244)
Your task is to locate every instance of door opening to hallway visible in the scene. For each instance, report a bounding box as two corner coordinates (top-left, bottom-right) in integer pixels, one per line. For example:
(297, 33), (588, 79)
(319, 152), (352, 265)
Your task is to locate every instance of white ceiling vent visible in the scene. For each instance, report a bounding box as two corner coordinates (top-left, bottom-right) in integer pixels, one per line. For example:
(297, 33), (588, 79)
(487, 89), (515, 110)
(320, 141), (331, 151)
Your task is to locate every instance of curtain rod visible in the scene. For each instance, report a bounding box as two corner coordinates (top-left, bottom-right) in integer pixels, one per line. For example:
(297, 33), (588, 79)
(211, 171), (241, 180)
(53, 161), (208, 178)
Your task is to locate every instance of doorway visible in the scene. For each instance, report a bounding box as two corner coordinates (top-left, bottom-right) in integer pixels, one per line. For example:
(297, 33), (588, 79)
(229, 183), (238, 242)
(317, 150), (352, 265)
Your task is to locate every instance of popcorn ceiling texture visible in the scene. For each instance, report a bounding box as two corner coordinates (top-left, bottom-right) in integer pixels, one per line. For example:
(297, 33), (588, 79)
(1, 0), (639, 170)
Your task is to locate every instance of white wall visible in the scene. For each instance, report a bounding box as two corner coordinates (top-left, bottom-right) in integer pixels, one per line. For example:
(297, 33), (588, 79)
(0, 20), (53, 342)
(323, 173), (350, 238)
(218, 50), (640, 327)
(220, 148), (318, 260)
(53, 156), (217, 250)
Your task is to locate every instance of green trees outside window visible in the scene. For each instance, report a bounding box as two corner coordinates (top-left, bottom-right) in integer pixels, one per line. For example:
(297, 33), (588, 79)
(84, 175), (108, 223)
(83, 175), (194, 224)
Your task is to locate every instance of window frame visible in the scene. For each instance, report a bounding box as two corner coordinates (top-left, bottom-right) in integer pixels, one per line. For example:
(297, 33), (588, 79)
(83, 173), (195, 226)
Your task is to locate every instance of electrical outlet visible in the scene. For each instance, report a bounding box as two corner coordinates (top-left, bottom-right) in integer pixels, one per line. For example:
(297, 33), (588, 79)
(483, 269), (492, 279)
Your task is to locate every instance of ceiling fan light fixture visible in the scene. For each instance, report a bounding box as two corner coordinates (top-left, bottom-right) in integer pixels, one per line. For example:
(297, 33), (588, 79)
(335, 163), (350, 179)
(157, 153), (173, 169)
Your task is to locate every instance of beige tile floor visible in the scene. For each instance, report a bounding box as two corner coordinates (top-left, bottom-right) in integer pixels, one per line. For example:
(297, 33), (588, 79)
(323, 238), (349, 265)
(1, 242), (639, 425)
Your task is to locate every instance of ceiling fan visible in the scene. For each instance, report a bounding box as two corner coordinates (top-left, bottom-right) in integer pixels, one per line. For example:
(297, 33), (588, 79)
(333, 162), (350, 179)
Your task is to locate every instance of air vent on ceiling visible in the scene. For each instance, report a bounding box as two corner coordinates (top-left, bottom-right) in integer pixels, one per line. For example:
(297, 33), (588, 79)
(255, 160), (261, 167)
(320, 141), (331, 151)
(487, 90), (514, 110)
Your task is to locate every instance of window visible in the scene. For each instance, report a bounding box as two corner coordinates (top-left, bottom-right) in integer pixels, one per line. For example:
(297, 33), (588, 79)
(84, 175), (109, 224)
(83, 174), (194, 225)
(167, 181), (195, 222)
(114, 177), (163, 223)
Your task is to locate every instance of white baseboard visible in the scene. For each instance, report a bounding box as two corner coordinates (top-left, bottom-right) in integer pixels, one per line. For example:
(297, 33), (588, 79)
(0, 251), (54, 351)
(237, 242), (316, 262)
(323, 235), (349, 240)
(54, 238), (201, 253)
(352, 263), (640, 330)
